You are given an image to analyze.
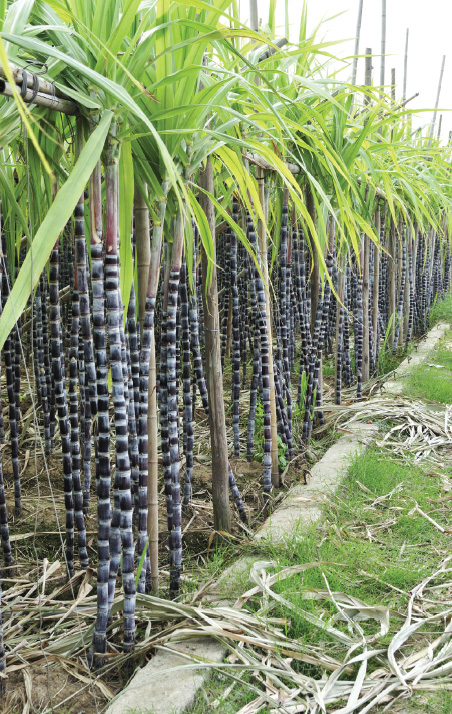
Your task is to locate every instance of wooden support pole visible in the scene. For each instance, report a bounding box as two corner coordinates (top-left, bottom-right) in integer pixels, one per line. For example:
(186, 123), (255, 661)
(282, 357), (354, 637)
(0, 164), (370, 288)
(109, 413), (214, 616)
(199, 158), (231, 533)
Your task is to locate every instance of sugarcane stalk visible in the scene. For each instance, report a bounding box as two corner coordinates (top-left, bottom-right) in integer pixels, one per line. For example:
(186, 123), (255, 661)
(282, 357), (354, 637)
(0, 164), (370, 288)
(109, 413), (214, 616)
(257, 167), (279, 484)
(90, 152), (111, 666)
(362, 232), (370, 382)
(104, 128), (136, 651)
(134, 184), (150, 338)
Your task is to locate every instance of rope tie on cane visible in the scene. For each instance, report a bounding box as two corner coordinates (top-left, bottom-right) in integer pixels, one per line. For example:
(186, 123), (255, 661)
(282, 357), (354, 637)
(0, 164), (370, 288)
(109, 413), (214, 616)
(20, 71), (40, 103)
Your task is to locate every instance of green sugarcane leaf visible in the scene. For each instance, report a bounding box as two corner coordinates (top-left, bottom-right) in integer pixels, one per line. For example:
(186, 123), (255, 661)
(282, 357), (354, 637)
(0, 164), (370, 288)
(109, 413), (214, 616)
(94, 0), (143, 74)
(0, 110), (113, 352)
(135, 534), (151, 590)
(119, 140), (134, 320)
(0, 166), (30, 242)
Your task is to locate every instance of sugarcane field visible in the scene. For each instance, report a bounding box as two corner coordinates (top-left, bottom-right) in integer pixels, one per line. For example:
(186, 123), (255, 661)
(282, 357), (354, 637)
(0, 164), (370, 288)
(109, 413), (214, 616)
(2, 0), (452, 711)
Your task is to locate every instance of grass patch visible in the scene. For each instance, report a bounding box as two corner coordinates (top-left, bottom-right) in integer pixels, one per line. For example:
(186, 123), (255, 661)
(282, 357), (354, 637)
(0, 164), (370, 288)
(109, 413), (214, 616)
(185, 446), (452, 713)
(405, 342), (452, 403)
(429, 293), (452, 326)
(377, 345), (409, 376)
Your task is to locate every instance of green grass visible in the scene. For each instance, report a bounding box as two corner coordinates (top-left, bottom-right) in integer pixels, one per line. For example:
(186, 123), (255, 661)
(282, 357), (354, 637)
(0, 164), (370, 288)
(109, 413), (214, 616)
(377, 345), (409, 376)
(429, 293), (452, 326)
(405, 342), (452, 403)
(185, 447), (452, 713)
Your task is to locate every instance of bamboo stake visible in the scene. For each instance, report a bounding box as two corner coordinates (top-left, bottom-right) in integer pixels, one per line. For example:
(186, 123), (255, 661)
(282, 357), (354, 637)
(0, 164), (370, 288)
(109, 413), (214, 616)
(403, 29), (409, 103)
(380, 0), (386, 93)
(249, 0), (259, 34)
(0, 79), (77, 115)
(349, 0), (364, 115)
(437, 114), (443, 142)
(351, 0), (364, 86)
(429, 55), (446, 143)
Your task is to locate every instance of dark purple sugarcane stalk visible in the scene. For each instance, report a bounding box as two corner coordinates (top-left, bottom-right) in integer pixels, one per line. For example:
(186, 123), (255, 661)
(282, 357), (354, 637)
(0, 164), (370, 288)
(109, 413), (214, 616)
(286, 229), (295, 371)
(90, 155), (111, 667)
(180, 261), (193, 509)
(50, 238), (88, 576)
(230, 200), (241, 457)
(335, 263), (345, 405)
(246, 222), (260, 461)
(280, 192), (293, 455)
(336, 302), (344, 405)
(220, 227), (231, 370)
(296, 229), (311, 404)
(342, 265), (353, 387)
(127, 282), (140, 516)
(355, 272), (364, 398)
(228, 464), (247, 523)
(175, 289), (181, 396)
(41, 279), (55, 447)
(197, 256), (205, 349)
(303, 254), (333, 443)
(2, 301), (20, 515)
(0, 259), (12, 571)
(246, 214), (272, 500)
(189, 225), (209, 416)
(405, 235), (414, 347)
(238, 243), (249, 390)
(36, 280), (51, 453)
(160, 250), (172, 544)
(0, 575), (4, 696)
(75, 179), (95, 514)
(103, 132), (136, 651)
(166, 209), (185, 595)
(13, 310), (21, 429)
(69, 262), (82, 557)
(392, 233), (407, 353)
(32, 298), (40, 409)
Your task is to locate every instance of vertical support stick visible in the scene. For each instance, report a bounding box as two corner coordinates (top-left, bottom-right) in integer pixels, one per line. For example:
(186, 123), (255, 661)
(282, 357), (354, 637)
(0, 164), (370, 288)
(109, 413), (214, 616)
(380, 0), (386, 94)
(429, 55), (446, 143)
(199, 158), (231, 533)
(403, 29), (409, 103)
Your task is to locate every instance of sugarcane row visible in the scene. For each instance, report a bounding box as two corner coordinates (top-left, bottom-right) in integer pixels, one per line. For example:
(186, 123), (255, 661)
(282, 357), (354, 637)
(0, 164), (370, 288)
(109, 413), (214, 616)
(0, 184), (449, 684)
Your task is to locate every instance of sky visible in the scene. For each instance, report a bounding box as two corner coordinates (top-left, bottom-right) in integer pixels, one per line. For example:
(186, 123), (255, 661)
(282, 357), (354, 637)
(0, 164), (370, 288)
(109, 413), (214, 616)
(241, 0), (451, 141)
